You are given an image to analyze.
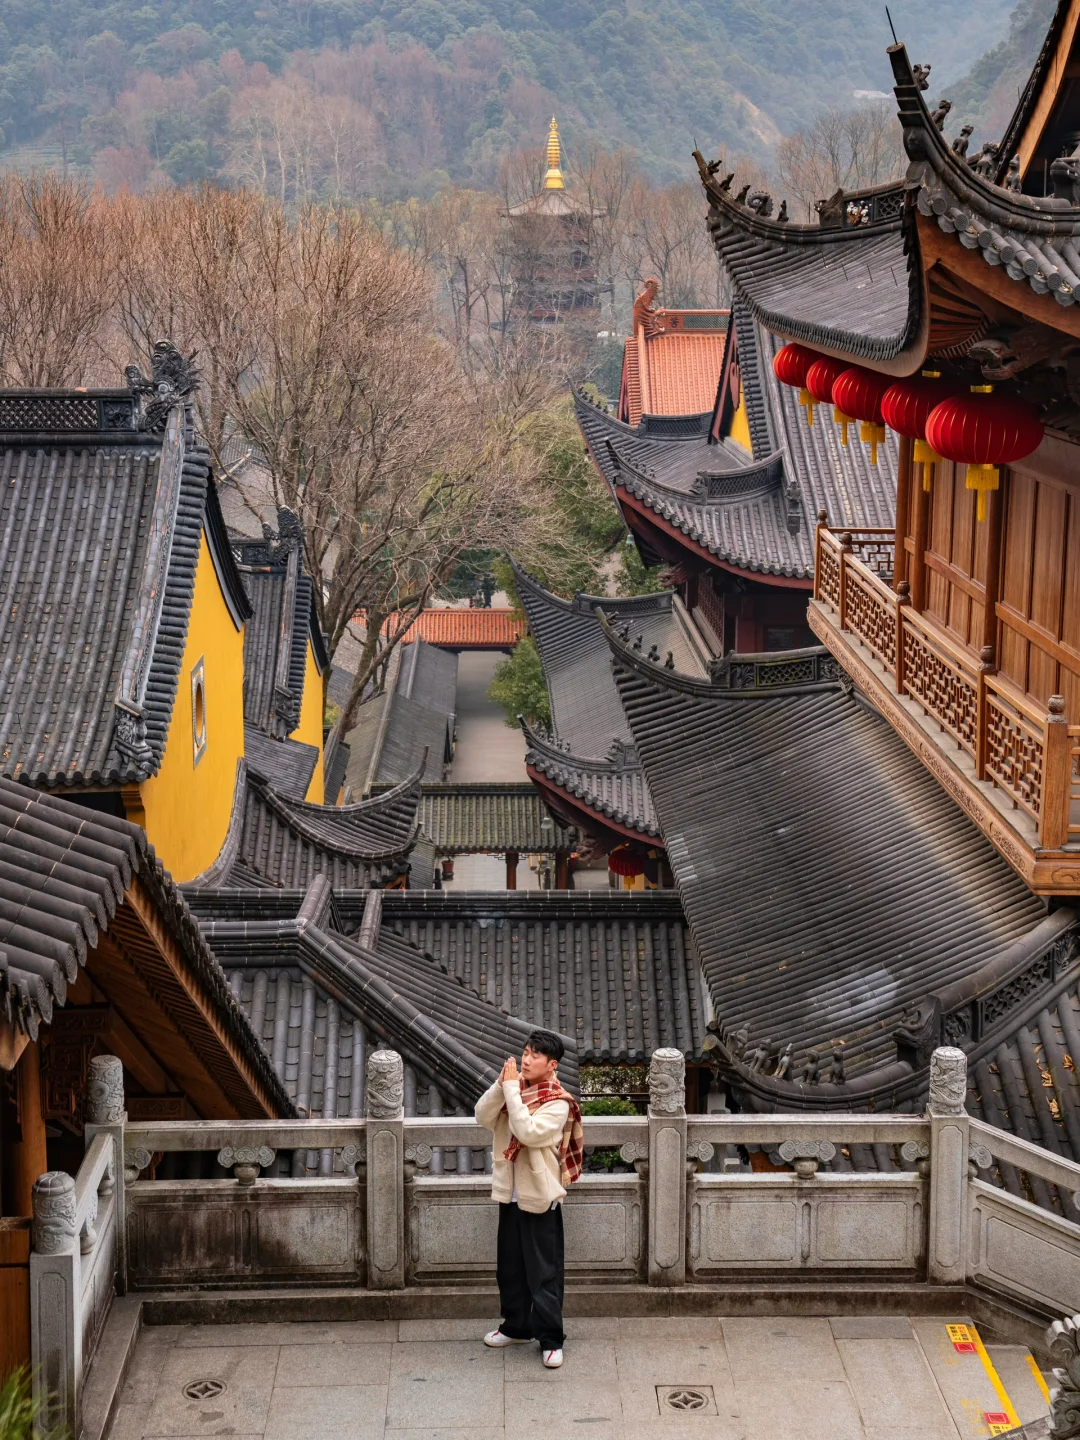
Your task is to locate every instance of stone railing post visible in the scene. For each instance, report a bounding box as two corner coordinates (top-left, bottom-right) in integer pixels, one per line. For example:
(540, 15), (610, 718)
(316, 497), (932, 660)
(926, 1046), (969, 1285)
(365, 1049), (405, 1289)
(30, 1171), (80, 1436)
(647, 1048), (687, 1286)
(83, 1053), (127, 1293)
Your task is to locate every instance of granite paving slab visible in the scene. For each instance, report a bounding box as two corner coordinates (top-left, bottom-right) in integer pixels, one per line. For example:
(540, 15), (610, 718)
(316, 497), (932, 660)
(262, 1384), (388, 1440)
(910, 1318), (1015, 1437)
(274, 1341), (393, 1386)
(503, 1378), (624, 1433)
(720, 1316), (848, 1385)
(386, 1341), (504, 1428)
(142, 1345), (279, 1437)
(985, 1346), (1051, 1426)
(172, 1320), (399, 1346)
(734, 1379), (866, 1440)
(835, 1336), (960, 1440)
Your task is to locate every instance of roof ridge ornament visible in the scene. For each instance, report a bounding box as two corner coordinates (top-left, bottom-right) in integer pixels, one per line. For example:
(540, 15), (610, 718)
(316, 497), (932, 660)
(125, 340), (200, 434)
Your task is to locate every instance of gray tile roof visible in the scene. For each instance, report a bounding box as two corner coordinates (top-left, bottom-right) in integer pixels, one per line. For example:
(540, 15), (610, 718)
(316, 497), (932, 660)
(891, 42), (1080, 315)
(235, 516), (328, 740)
(0, 392), (250, 788)
(344, 641), (457, 794)
(515, 564), (707, 839)
(575, 306), (897, 583)
(0, 775), (293, 1114)
(198, 767), (423, 889)
(195, 880), (578, 1111)
(243, 725), (320, 801)
(379, 889), (705, 1065)
(607, 627), (1053, 1092)
(413, 784), (578, 854)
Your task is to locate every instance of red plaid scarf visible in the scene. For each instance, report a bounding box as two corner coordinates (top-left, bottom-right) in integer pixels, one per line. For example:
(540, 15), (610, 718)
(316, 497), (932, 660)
(502, 1078), (583, 1186)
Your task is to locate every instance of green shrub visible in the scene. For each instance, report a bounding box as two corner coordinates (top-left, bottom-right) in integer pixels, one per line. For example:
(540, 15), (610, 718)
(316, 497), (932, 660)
(580, 1096), (639, 1116)
(0, 1367), (69, 1440)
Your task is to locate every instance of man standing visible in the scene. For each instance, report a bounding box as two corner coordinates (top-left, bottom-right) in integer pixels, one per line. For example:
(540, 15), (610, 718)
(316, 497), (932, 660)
(474, 1030), (582, 1369)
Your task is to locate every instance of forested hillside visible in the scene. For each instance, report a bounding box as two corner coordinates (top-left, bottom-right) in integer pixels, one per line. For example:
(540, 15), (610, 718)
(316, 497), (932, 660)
(0, 0), (1016, 193)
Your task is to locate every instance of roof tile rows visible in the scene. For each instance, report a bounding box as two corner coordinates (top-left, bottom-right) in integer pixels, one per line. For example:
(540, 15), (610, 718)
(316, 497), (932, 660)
(414, 784), (578, 854)
(363, 609), (527, 650)
(607, 629), (1051, 1092)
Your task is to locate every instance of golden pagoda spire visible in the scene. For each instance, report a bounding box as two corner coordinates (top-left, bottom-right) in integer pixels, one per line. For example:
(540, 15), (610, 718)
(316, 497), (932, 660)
(542, 115), (565, 190)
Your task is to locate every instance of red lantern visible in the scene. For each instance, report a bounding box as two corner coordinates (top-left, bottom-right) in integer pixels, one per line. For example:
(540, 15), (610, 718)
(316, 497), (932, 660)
(773, 342), (820, 426)
(832, 366), (893, 465)
(924, 385), (1044, 521)
(881, 370), (962, 491)
(805, 357), (855, 443)
(608, 846), (645, 879)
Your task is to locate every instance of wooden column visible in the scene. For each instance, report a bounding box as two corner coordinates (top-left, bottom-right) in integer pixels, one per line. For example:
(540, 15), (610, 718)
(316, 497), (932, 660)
(838, 532), (853, 631)
(910, 463), (932, 612)
(980, 475), (1005, 655)
(554, 852), (570, 889)
(505, 851), (519, 890)
(893, 434), (913, 589)
(8, 1042), (47, 1216)
(1040, 697), (1071, 849)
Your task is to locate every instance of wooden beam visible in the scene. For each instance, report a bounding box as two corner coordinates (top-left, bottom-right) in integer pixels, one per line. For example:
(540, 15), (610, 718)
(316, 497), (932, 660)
(981, 478), (1005, 656)
(7, 1044), (46, 1217)
(0, 1019), (29, 1073)
(893, 434), (913, 590)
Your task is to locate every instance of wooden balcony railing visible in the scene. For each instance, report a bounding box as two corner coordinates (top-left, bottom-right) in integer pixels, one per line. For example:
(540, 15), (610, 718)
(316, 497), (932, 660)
(814, 523), (1075, 850)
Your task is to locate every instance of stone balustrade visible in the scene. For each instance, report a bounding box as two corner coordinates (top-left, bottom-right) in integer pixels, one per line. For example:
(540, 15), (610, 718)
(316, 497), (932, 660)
(32, 1046), (1080, 1434)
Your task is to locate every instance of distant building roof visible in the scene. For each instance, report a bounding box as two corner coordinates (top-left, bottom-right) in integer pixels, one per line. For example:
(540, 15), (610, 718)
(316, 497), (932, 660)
(375, 609), (527, 650)
(412, 783), (578, 854)
(344, 640), (457, 796)
(515, 563), (708, 842)
(234, 511), (328, 740)
(576, 302), (896, 583)
(0, 379), (251, 789)
(619, 280), (729, 427)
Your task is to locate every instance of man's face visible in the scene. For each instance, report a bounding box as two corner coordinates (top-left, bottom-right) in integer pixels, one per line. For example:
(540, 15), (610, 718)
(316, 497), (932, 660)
(521, 1044), (557, 1085)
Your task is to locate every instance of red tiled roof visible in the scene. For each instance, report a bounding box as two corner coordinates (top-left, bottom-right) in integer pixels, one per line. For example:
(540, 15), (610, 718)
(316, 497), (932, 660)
(356, 609), (527, 649)
(618, 286), (728, 425)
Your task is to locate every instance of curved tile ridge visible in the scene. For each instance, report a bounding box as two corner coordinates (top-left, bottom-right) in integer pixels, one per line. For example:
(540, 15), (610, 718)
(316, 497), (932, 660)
(890, 41), (1080, 313)
(600, 615), (1050, 1084)
(251, 763), (423, 859)
(692, 152), (918, 363)
(522, 717), (659, 837)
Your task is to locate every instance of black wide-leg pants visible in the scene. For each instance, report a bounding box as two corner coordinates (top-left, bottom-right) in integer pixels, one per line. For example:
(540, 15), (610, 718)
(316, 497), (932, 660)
(496, 1201), (565, 1349)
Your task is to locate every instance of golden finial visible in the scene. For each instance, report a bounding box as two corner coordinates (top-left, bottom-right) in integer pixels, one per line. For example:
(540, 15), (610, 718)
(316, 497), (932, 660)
(543, 115), (565, 190)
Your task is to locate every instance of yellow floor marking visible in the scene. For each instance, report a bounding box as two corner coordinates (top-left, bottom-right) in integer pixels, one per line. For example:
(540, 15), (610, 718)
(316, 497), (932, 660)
(1025, 1353), (1051, 1404)
(946, 1324), (1021, 1435)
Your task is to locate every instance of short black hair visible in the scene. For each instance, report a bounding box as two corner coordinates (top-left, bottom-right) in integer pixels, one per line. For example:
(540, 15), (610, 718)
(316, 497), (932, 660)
(525, 1029), (564, 1064)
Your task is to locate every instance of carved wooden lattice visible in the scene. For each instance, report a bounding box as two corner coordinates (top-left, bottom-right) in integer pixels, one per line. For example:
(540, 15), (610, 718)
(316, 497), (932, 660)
(985, 694), (1043, 821)
(0, 395), (98, 431)
(848, 537), (894, 579)
(845, 571), (896, 669)
(817, 543), (841, 607)
(902, 626), (978, 754)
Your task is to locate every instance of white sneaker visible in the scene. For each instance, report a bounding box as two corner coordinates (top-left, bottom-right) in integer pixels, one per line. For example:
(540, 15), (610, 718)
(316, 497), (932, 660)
(542, 1348), (564, 1368)
(484, 1328), (529, 1347)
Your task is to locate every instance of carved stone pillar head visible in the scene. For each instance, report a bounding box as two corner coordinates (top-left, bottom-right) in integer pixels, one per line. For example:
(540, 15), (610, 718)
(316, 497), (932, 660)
(929, 1046), (968, 1116)
(366, 1049), (404, 1120)
(32, 1172), (77, 1254)
(1047, 1313), (1080, 1438)
(86, 1054), (125, 1126)
(648, 1049), (686, 1116)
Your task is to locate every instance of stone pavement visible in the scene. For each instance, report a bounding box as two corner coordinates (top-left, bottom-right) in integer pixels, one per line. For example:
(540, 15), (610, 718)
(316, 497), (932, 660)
(105, 1315), (1051, 1440)
(449, 651), (529, 783)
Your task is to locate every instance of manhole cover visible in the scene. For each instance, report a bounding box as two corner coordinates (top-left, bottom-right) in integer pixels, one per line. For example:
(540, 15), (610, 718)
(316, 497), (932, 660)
(656, 1385), (717, 1415)
(183, 1379), (226, 1401)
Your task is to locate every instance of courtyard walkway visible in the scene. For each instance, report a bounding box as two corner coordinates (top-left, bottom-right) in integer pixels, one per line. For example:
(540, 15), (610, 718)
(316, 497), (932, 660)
(105, 1313), (1050, 1440)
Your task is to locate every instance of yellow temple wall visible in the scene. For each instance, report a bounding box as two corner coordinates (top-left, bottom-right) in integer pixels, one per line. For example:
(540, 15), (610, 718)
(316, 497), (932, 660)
(292, 641), (326, 804)
(136, 530), (246, 880)
(728, 381), (753, 452)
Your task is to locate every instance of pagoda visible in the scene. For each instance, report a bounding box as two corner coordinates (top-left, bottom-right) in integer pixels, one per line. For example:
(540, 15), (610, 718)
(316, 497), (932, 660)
(505, 117), (601, 323)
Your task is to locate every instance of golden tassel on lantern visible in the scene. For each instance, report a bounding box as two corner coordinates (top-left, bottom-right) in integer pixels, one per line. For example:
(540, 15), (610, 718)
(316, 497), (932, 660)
(859, 420), (887, 466)
(964, 462), (999, 522)
(833, 407), (853, 444)
(800, 387), (815, 426)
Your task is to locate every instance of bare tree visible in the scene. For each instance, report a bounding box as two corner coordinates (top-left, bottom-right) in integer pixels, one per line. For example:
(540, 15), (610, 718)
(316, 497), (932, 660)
(775, 102), (905, 221)
(0, 174), (116, 386)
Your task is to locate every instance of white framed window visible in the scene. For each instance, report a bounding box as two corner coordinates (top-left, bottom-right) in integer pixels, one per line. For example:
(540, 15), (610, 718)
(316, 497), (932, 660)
(191, 658), (207, 765)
